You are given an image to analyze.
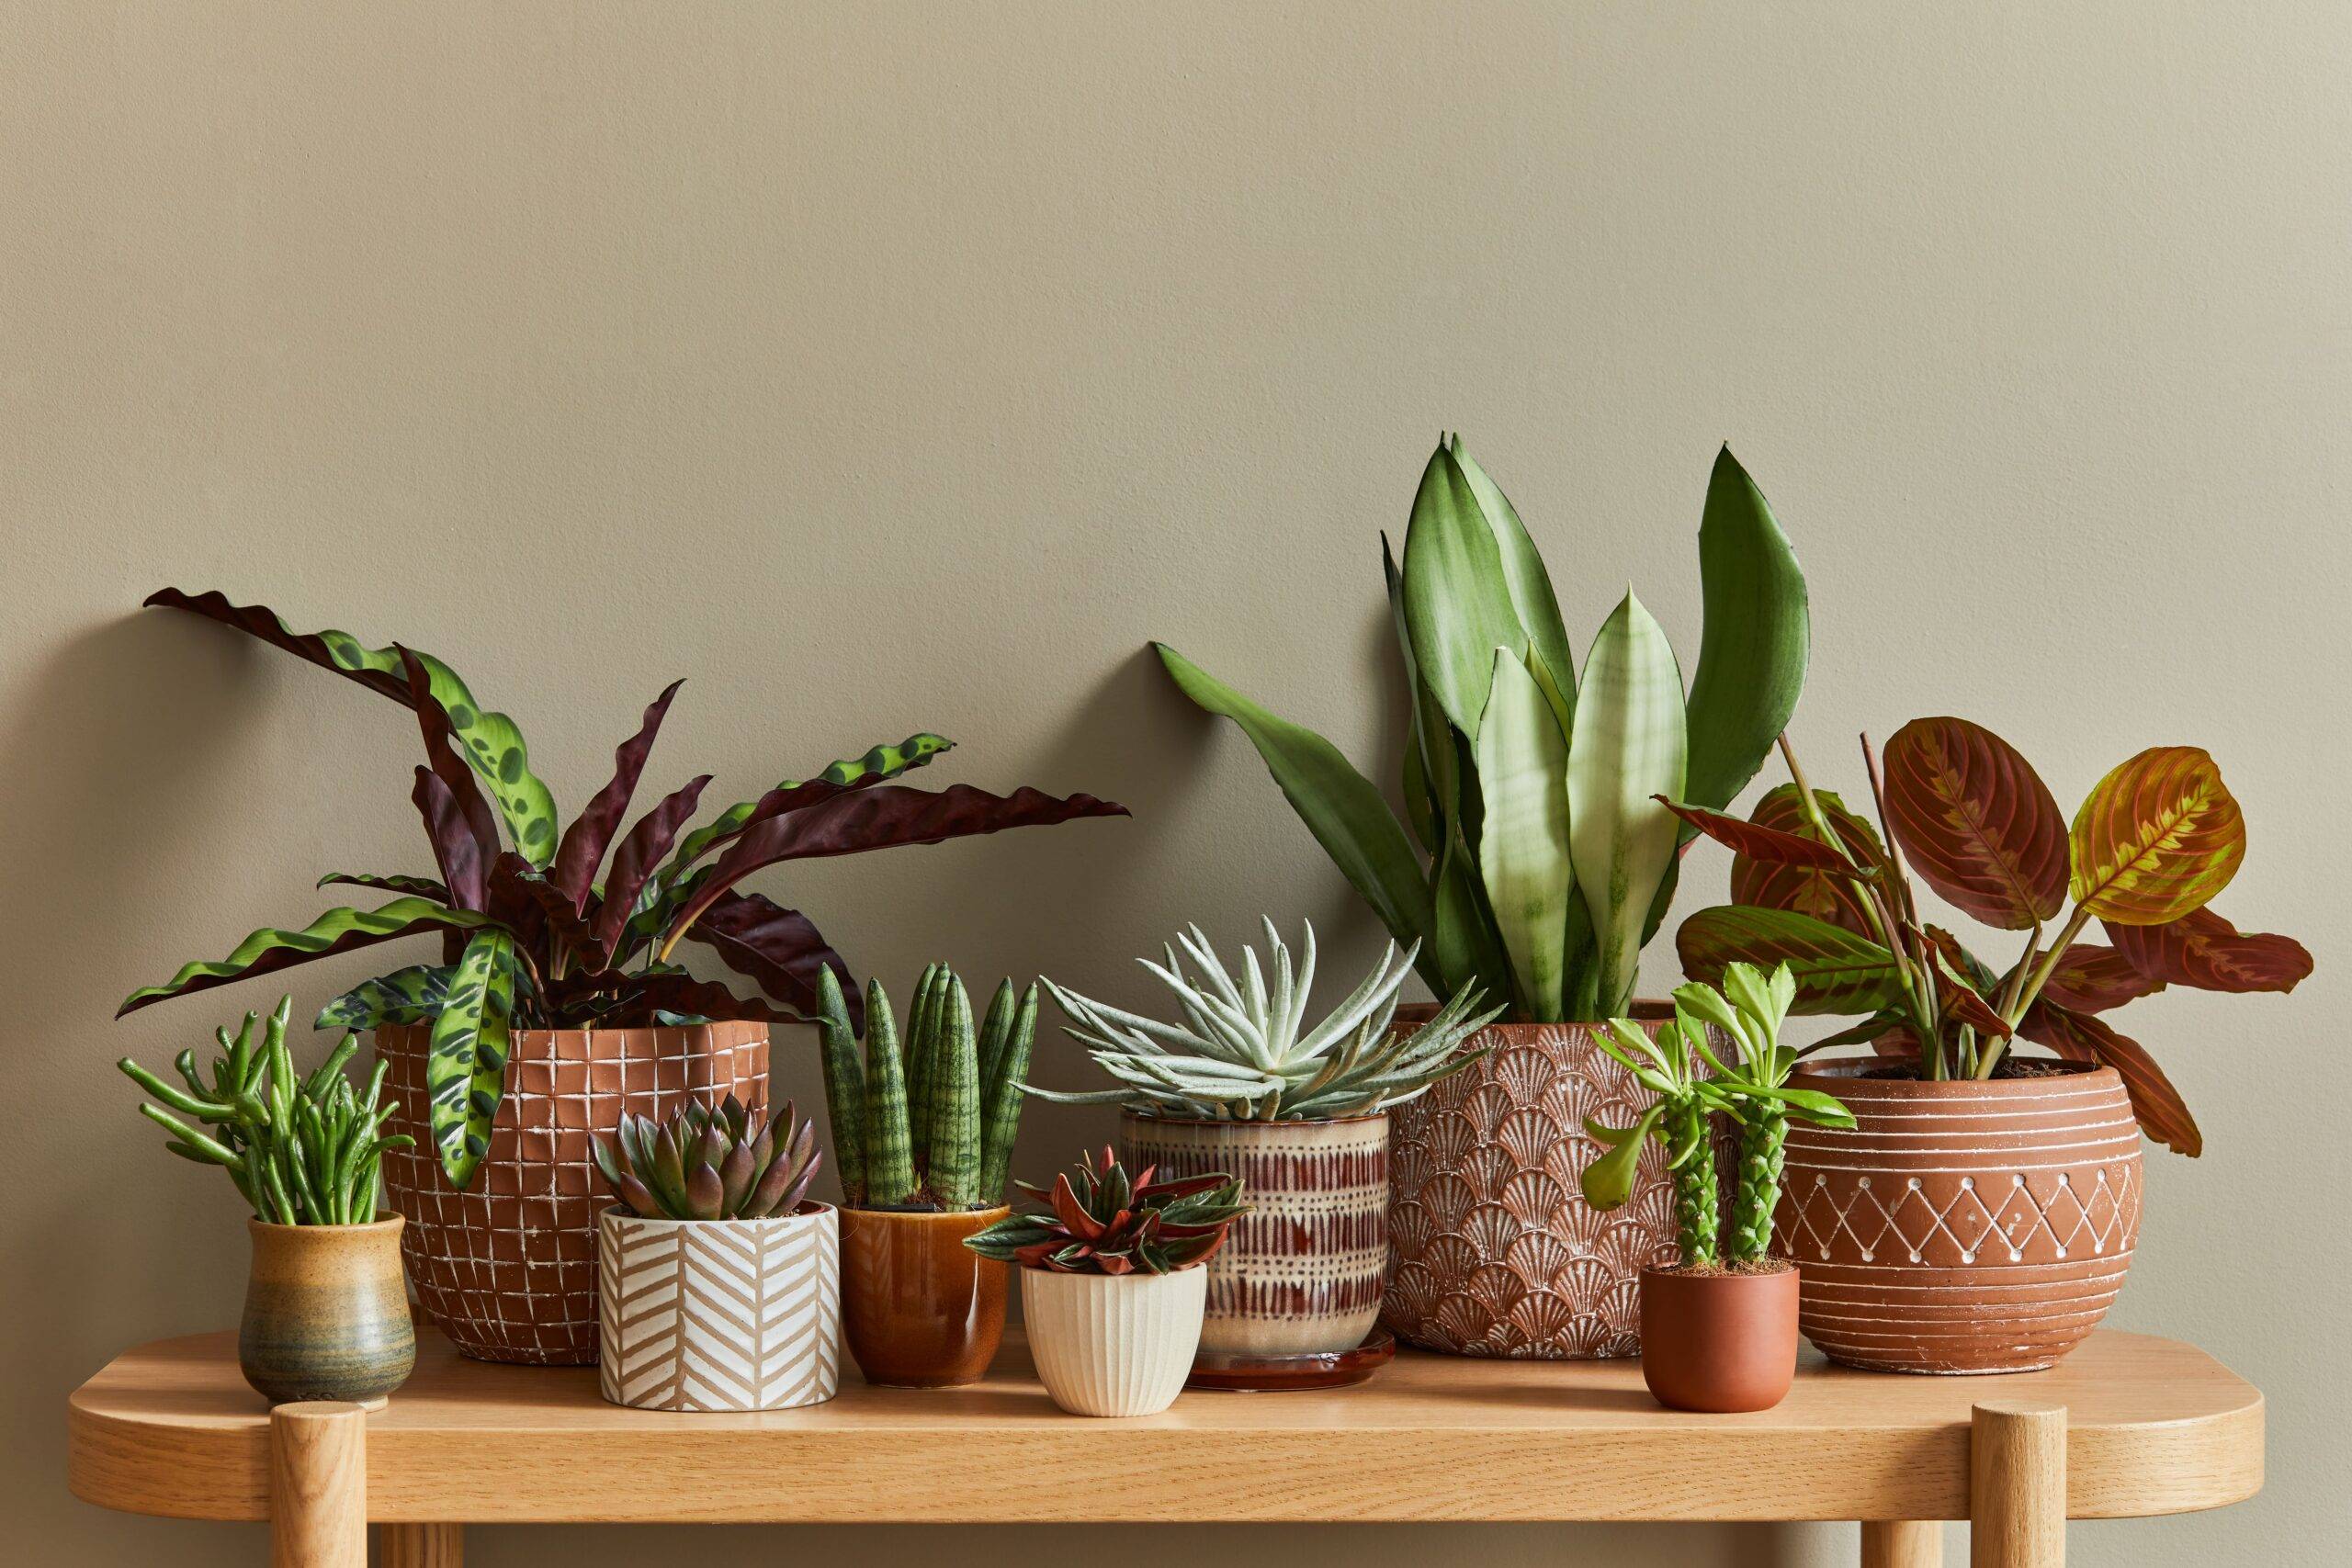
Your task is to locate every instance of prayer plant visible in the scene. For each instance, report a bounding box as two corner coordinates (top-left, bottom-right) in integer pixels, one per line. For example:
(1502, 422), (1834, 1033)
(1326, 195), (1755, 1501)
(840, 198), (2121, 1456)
(1666, 718), (2312, 1156)
(117, 590), (1128, 1188)
(1157, 437), (1808, 1024)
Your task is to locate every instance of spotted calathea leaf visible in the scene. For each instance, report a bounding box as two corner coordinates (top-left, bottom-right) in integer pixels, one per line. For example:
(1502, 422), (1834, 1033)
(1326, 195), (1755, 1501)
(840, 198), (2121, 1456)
(2019, 1000), (2201, 1156)
(428, 930), (519, 1188)
(118, 898), (498, 1016)
(665, 733), (956, 874)
(1675, 904), (1905, 1016)
(2068, 746), (2245, 926)
(314, 964), (456, 1031)
(2105, 907), (2312, 994)
(142, 589), (561, 865)
(1730, 784), (1890, 937)
(1881, 716), (2068, 931)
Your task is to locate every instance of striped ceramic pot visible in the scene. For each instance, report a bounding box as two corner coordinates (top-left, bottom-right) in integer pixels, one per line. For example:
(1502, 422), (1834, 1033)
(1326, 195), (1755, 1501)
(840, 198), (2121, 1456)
(1023, 1263), (1207, 1416)
(596, 1201), (841, 1411)
(1777, 1062), (2143, 1374)
(1120, 1111), (1388, 1359)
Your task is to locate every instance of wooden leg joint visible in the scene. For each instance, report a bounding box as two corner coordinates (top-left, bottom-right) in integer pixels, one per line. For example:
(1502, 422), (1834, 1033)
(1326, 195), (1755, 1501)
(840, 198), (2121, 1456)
(380, 1521), (465, 1567)
(269, 1402), (368, 1568)
(1972, 1402), (2067, 1567)
(1863, 1519), (1942, 1567)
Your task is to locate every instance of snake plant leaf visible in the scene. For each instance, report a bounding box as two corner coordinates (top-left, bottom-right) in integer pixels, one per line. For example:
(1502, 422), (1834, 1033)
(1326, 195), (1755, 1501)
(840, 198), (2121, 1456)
(665, 733), (956, 874)
(1474, 649), (1574, 1021)
(1384, 535), (1446, 855)
(411, 767), (488, 912)
(1400, 441), (1529, 741)
(426, 930), (519, 1187)
(683, 890), (853, 1023)
(119, 899), (499, 1017)
(1680, 447), (1809, 814)
(2037, 944), (2167, 1012)
(1657, 796), (1866, 875)
(1155, 642), (1430, 954)
(2104, 907), (2312, 995)
(2018, 1000), (2201, 1155)
(317, 871), (450, 900)
(1674, 905), (1905, 1016)
(1566, 592), (1688, 1017)
(813, 967), (867, 1203)
(1449, 435), (1577, 733)
(2068, 747), (2246, 926)
(314, 964), (456, 1031)
(550, 680), (684, 908)
(1731, 784), (1890, 937)
(1881, 717), (2067, 930)
(586, 775), (714, 959)
(145, 590), (560, 864)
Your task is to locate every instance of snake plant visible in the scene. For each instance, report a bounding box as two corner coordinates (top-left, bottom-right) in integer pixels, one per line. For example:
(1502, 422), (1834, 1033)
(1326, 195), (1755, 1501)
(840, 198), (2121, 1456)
(1032, 919), (1503, 1121)
(118, 589), (1127, 1190)
(1156, 437), (1808, 1023)
(591, 1095), (821, 1222)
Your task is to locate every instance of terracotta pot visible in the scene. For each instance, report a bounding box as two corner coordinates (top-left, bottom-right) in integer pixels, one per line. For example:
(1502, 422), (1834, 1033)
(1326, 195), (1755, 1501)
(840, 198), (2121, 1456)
(596, 1201), (841, 1411)
(1022, 1264), (1207, 1416)
(1381, 1007), (1680, 1358)
(1778, 1062), (2143, 1374)
(375, 1021), (769, 1365)
(239, 1214), (415, 1407)
(1637, 1264), (1799, 1412)
(836, 1205), (1010, 1386)
(1119, 1110), (1387, 1360)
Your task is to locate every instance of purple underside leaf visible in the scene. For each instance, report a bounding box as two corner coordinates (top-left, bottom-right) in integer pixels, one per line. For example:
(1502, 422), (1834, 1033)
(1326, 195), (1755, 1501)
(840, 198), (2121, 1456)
(685, 891), (859, 1026)
(587, 775), (715, 960)
(143, 588), (418, 705)
(399, 646), (502, 868)
(611, 972), (806, 1026)
(412, 766), (487, 910)
(550, 680), (685, 907)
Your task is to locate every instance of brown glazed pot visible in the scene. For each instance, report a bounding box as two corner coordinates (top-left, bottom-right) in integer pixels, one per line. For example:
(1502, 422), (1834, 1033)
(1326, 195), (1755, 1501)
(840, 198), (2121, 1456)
(376, 1021), (769, 1365)
(1637, 1264), (1800, 1413)
(1382, 1006), (1680, 1358)
(240, 1214), (415, 1407)
(1778, 1061), (2143, 1374)
(836, 1205), (1010, 1386)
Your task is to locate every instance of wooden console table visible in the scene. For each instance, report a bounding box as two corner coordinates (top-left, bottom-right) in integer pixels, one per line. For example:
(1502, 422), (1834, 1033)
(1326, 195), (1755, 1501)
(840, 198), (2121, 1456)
(68, 1325), (2260, 1567)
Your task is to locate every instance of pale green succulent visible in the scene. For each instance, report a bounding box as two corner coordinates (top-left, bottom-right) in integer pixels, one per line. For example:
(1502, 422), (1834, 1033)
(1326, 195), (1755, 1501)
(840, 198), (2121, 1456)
(1031, 919), (1504, 1122)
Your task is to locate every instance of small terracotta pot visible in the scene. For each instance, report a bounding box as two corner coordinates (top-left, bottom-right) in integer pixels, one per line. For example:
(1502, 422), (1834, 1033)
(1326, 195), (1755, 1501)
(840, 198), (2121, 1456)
(1022, 1264), (1207, 1416)
(240, 1214), (415, 1408)
(597, 1202), (840, 1412)
(837, 1205), (1010, 1386)
(1637, 1264), (1799, 1413)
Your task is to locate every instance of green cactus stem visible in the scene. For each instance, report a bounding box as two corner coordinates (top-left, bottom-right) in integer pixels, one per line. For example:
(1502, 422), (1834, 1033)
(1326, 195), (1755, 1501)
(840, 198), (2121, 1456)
(1728, 1104), (1787, 1265)
(1672, 1102), (1719, 1268)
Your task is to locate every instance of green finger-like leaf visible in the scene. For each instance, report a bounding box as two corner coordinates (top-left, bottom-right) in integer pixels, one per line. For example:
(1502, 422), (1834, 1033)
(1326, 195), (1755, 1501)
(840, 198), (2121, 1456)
(1449, 435), (1577, 733)
(1474, 649), (1574, 1021)
(119, 899), (496, 1017)
(861, 982), (916, 1204)
(1680, 447), (1809, 813)
(313, 964), (456, 1032)
(1401, 441), (1528, 741)
(1676, 905), (1906, 1015)
(927, 976), (981, 1210)
(814, 967), (867, 1204)
(426, 930), (517, 1190)
(1580, 1103), (1664, 1210)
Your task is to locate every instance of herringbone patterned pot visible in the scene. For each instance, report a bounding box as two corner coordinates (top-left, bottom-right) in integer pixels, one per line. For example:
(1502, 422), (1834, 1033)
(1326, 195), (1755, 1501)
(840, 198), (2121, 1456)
(596, 1202), (841, 1411)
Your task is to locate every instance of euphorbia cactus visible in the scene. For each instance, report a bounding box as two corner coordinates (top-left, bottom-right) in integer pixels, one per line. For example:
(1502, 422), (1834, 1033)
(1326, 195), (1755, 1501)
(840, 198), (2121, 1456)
(590, 1095), (820, 1221)
(964, 1147), (1247, 1275)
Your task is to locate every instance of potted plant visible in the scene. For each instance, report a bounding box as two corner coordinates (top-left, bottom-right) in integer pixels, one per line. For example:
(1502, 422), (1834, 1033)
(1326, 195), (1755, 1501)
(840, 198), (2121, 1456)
(589, 1096), (834, 1411)
(966, 1148), (1247, 1416)
(1033, 919), (1496, 1384)
(119, 996), (417, 1408)
(119, 588), (1127, 1364)
(812, 964), (1037, 1386)
(1578, 965), (1852, 1412)
(1155, 438), (1811, 1356)
(1667, 717), (2311, 1372)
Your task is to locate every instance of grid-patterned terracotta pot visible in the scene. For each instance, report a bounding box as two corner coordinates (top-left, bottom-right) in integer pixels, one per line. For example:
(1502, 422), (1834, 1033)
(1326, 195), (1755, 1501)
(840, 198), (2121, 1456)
(1777, 1061), (2142, 1374)
(1381, 1008), (1679, 1359)
(376, 1021), (769, 1365)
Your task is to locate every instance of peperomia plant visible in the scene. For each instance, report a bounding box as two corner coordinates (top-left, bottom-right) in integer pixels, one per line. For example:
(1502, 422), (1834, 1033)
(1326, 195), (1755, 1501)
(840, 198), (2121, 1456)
(118, 590), (1128, 1187)
(1157, 438), (1808, 1023)
(963, 1147), (1248, 1275)
(1665, 718), (2312, 1155)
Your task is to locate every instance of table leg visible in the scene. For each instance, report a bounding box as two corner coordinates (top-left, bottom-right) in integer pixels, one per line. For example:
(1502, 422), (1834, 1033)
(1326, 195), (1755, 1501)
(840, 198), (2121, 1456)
(380, 1523), (465, 1566)
(1971, 1402), (2067, 1566)
(1863, 1520), (1942, 1566)
(268, 1403), (368, 1568)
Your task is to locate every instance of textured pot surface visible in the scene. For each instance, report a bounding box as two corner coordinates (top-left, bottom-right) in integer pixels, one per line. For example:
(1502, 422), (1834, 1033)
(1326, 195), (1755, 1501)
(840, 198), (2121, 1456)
(1022, 1264), (1207, 1417)
(837, 1205), (1010, 1387)
(1120, 1111), (1387, 1359)
(239, 1214), (415, 1407)
(596, 1202), (840, 1411)
(1382, 1010), (1679, 1359)
(1637, 1264), (1799, 1413)
(378, 1021), (769, 1365)
(1779, 1062), (2143, 1374)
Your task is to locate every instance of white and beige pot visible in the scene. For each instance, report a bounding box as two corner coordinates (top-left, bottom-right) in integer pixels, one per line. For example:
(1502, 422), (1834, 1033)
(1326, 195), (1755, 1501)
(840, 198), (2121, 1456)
(1020, 1264), (1207, 1417)
(596, 1201), (842, 1412)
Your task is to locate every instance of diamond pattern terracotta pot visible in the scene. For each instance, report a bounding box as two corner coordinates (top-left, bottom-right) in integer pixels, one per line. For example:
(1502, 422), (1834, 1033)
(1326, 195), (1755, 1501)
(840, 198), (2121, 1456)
(1381, 1009), (1679, 1359)
(375, 1021), (769, 1365)
(1777, 1061), (2143, 1374)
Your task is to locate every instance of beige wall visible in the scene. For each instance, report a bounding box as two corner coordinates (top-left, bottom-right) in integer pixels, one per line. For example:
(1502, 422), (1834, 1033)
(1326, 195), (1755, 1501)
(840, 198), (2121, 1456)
(6, 4), (2344, 1562)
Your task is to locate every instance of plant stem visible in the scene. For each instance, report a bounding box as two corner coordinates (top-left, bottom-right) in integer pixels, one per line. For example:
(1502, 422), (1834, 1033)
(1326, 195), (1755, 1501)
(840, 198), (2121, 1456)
(1673, 1103), (1719, 1268)
(1980, 906), (2094, 1077)
(1728, 1107), (1785, 1264)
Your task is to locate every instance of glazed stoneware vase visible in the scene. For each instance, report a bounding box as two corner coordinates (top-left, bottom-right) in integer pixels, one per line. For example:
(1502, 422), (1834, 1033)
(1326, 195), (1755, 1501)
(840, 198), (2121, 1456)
(239, 1214), (415, 1408)
(375, 1020), (768, 1366)
(596, 1201), (841, 1412)
(1120, 1111), (1387, 1362)
(836, 1205), (1011, 1386)
(1636, 1265), (1800, 1413)
(1382, 1007), (1681, 1358)
(1022, 1264), (1208, 1417)
(1777, 1062), (2143, 1374)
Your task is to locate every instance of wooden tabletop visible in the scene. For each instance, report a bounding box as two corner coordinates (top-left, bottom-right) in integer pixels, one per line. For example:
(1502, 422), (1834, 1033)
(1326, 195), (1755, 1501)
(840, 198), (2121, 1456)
(69, 1326), (2261, 1526)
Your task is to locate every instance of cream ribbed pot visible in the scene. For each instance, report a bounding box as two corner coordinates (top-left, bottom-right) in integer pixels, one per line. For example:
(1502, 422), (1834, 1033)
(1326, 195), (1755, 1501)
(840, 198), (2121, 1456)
(1020, 1266), (1206, 1417)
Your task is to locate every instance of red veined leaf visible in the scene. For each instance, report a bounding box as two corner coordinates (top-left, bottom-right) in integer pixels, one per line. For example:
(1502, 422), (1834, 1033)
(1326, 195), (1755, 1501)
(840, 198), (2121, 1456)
(1730, 784), (1890, 937)
(2019, 1001), (2201, 1156)
(2040, 943), (2166, 1012)
(587, 775), (714, 959)
(685, 891), (854, 1026)
(1674, 904), (1905, 1016)
(400, 648), (503, 870)
(1881, 717), (2067, 930)
(2106, 908), (2312, 995)
(1907, 924), (2011, 1039)
(1918, 924), (1999, 992)
(550, 680), (684, 908)
(412, 767), (488, 912)
(2068, 747), (2245, 926)
(1051, 1174), (1107, 1242)
(1656, 797), (1867, 874)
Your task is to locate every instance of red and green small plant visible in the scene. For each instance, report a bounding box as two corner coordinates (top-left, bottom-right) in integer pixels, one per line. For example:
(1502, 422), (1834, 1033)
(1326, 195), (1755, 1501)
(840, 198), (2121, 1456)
(590, 1095), (822, 1222)
(963, 1148), (1247, 1275)
(1663, 719), (2312, 1155)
